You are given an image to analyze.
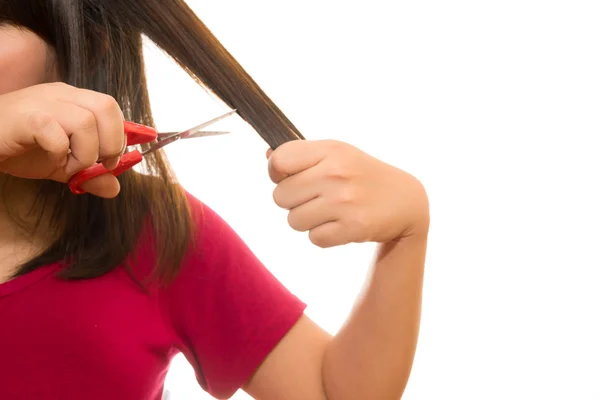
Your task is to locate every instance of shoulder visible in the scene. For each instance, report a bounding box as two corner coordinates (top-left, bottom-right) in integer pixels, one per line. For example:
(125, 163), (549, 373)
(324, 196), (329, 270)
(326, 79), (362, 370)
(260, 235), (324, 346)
(161, 188), (286, 297)
(180, 190), (247, 268)
(156, 190), (307, 397)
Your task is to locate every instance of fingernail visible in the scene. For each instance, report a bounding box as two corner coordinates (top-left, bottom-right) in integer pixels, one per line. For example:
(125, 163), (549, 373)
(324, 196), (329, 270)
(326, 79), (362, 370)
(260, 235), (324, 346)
(103, 157), (120, 170)
(121, 134), (128, 155)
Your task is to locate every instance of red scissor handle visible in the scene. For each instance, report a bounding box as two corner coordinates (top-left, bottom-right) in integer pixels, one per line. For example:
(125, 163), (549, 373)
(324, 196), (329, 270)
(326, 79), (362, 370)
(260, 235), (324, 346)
(67, 121), (157, 195)
(123, 121), (157, 145)
(68, 150), (144, 194)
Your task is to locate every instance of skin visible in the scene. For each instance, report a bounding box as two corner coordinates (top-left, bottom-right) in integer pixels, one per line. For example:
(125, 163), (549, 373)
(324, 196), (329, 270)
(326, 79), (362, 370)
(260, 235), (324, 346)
(0, 26), (124, 198)
(0, 27), (429, 400)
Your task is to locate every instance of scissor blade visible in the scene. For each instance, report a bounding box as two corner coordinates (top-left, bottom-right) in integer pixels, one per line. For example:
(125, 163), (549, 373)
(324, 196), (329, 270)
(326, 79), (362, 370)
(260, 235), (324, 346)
(157, 130), (231, 139)
(142, 131), (230, 155)
(193, 109), (237, 131)
(142, 135), (178, 155)
(183, 130), (231, 139)
(156, 109), (237, 141)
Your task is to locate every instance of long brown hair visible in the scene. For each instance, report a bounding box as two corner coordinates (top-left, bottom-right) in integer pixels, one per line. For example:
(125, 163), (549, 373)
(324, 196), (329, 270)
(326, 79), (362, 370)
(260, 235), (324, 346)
(1, 0), (303, 282)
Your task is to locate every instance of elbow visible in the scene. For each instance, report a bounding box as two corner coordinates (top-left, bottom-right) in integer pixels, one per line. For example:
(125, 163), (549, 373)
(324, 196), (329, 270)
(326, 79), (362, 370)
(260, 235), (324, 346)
(321, 367), (408, 400)
(321, 343), (411, 400)
(324, 388), (407, 400)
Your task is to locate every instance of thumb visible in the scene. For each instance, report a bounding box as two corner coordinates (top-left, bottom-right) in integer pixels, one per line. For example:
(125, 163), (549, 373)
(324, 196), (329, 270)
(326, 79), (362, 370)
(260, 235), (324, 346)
(266, 141), (324, 184)
(267, 152), (290, 184)
(47, 163), (122, 199)
(77, 174), (121, 198)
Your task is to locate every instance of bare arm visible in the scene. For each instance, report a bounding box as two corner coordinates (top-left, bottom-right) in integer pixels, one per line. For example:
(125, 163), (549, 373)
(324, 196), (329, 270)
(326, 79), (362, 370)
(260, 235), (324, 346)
(322, 237), (426, 399)
(244, 237), (426, 400)
(244, 140), (428, 400)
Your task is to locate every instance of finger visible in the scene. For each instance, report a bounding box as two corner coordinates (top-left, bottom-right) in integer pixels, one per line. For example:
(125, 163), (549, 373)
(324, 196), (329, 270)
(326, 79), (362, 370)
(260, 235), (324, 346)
(6, 112), (69, 164)
(102, 156), (120, 170)
(273, 167), (323, 210)
(102, 132), (128, 170)
(84, 93), (124, 161)
(52, 104), (100, 175)
(308, 221), (350, 248)
(268, 140), (328, 183)
(268, 158), (288, 184)
(77, 173), (121, 198)
(101, 138), (125, 170)
(53, 84), (125, 164)
(32, 118), (69, 167)
(287, 197), (335, 233)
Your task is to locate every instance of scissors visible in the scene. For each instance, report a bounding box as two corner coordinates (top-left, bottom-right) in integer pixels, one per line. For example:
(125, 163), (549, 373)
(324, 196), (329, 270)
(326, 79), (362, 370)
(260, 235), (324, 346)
(68, 110), (236, 194)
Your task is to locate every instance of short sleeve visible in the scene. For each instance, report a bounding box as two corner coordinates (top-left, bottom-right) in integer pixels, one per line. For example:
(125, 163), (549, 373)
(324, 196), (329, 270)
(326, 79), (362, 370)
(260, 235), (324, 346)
(159, 193), (307, 399)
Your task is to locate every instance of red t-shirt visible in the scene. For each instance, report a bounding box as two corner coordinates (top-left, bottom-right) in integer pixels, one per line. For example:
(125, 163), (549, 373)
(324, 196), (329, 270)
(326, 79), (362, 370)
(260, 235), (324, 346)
(0, 193), (306, 399)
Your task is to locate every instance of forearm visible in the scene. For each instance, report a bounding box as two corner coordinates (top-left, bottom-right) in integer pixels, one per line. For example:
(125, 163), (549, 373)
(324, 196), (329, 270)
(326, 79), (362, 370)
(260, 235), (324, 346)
(322, 235), (427, 400)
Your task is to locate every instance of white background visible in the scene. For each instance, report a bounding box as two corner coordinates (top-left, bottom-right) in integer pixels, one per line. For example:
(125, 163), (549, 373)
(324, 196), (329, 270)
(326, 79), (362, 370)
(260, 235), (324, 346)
(142, 1), (600, 399)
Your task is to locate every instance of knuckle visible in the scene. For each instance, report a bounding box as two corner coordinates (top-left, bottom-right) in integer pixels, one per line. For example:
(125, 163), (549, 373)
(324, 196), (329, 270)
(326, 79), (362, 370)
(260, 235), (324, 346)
(269, 152), (286, 173)
(272, 187), (283, 207)
(75, 110), (97, 133)
(287, 212), (304, 232)
(51, 131), (70, 153)
(308, 230), (331, 248)
(27, 112), (54, 133)
(49, 81), (69, 90)
(325, 139), (345, 150)
(46, 82), (71, 95)
(337, 186), (356, 204)
(97, 94), (120, 114)
(272, 186), (288, 209)
(102, 129), (125, 156)
(325, 159), (350, 180)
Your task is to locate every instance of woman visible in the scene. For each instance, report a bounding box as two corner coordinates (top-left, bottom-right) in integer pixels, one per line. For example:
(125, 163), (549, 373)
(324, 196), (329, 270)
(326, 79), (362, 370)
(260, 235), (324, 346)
(0, 1), (429, 399)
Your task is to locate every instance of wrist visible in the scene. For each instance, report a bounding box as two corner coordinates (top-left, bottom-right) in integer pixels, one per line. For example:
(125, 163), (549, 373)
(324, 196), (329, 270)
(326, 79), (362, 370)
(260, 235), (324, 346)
(391, 218), (430, 246)
(391, 177), (430, 244)
(376, 233), (428, 271)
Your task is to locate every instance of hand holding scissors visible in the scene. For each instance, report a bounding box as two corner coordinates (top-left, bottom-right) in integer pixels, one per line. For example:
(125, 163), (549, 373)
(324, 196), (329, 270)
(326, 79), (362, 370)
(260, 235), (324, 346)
(68, 110), (236, 194)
